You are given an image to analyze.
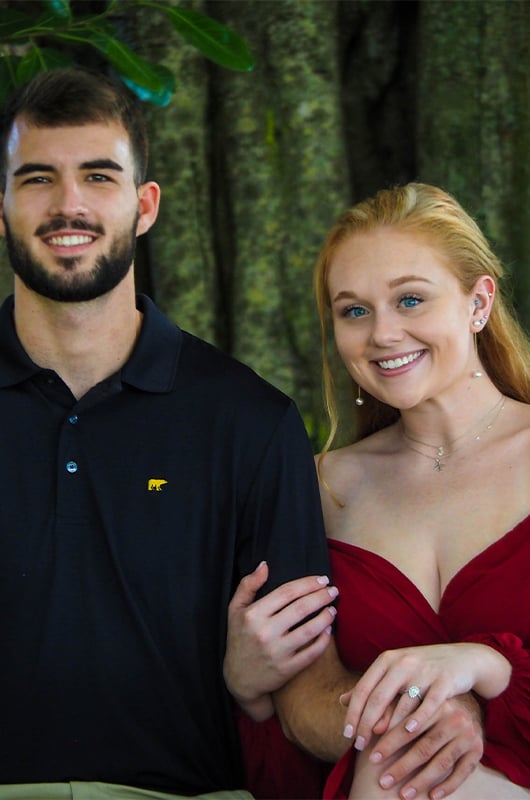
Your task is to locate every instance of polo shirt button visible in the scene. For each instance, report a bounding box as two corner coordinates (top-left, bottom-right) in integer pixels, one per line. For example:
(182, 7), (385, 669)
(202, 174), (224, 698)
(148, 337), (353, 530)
(68, 415), (79, 425)
(66, 461), (78, 474)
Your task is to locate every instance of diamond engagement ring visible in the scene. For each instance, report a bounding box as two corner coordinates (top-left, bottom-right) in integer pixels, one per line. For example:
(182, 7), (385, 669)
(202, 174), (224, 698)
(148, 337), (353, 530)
(405, 685), (422, 701)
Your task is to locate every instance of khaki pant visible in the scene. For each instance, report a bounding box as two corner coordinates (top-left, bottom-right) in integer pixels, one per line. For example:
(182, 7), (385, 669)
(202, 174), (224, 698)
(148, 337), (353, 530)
(0, 783), (253, 800)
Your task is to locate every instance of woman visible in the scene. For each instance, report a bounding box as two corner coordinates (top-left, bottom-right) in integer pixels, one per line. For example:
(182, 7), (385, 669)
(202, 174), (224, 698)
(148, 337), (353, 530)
(228, 183), (530, 800)
(312, 182), (530, 798)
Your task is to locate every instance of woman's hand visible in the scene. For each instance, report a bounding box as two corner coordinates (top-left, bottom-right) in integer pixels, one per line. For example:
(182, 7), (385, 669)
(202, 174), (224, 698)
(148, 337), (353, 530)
(341, 642), (511, 752)
(223, 561), (338, 720)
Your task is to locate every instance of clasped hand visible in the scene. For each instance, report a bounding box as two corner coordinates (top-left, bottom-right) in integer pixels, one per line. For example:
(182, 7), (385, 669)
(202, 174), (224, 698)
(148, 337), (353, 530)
(340, 642), (511, 753)
(224, 570), (490, 799)
(223, 561), (337, 719)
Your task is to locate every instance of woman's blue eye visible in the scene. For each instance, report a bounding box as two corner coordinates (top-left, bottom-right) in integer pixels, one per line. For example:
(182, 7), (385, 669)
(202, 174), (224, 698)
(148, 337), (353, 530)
(400, 295), (422, 308)
(343, 306), (367, 319)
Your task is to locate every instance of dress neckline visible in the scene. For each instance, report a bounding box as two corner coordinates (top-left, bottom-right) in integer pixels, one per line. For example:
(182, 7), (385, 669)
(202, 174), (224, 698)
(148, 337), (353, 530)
(327, 511), (530, 615)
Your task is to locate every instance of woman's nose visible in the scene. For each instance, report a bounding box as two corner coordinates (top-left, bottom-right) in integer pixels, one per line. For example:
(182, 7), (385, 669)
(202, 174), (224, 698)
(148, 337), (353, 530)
(369, 311), (403, 347)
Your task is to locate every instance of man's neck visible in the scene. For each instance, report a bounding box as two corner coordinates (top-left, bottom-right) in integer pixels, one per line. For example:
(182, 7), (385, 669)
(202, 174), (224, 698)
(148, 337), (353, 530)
(13, 278), (142, 400)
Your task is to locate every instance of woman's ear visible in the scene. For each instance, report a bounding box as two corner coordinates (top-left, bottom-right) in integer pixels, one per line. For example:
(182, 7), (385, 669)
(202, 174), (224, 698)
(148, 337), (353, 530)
(470, 275), (495, 328)
(135, 181), (161, 237)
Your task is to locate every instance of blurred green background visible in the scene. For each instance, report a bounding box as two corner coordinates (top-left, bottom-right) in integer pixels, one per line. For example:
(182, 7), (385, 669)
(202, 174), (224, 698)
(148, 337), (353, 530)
(1, 0), (529, 449)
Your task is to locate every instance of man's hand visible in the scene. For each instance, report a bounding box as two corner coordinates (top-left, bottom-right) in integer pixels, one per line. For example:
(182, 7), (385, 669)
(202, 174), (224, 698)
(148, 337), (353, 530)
(223, 562), (338, 720)
(275, 642), (483, 796)
(363, 692), (484, 800)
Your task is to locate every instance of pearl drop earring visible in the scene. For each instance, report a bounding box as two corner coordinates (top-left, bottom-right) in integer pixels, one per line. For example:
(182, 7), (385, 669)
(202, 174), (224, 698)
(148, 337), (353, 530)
(355, 386), (364, 406)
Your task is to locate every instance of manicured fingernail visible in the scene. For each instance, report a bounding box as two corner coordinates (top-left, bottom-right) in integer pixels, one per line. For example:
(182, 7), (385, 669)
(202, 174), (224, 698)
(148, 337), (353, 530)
(343, 724), (354, 739)
(254, 560), (266, 571)
(354, 735), (366, 751)
(328, 586), (339, 599)
(402, 788), (417, 800)
(339, 693), (348, 707)
(370, 751), (383, 764)
(432, 791), (445, 800)
(328, 606), (337, 620)
(405, 718), (418, 732)
(379, 774), (394, 789)
(317, 575), (330, 585)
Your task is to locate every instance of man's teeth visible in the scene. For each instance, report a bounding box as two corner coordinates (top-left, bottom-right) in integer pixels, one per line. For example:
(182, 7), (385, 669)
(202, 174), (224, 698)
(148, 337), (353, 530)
(48, 235), (92, 247)
(378, 352), (422, 370)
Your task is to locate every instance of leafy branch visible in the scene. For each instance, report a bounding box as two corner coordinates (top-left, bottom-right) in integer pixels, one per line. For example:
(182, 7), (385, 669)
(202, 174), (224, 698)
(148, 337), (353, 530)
(0, 0), (254, 106)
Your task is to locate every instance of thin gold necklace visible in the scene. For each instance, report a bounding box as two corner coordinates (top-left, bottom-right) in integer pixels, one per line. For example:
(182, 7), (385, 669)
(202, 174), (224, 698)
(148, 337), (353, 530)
(400, 395), (506, 472)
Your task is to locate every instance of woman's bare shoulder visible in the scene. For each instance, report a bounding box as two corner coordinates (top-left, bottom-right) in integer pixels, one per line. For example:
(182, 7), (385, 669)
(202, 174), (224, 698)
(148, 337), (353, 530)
(314, 426), (399, 509)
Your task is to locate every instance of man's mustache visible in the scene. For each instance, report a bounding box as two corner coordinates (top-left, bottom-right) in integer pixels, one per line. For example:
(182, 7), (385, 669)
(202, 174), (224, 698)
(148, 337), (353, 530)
(35, 218), (105, 237)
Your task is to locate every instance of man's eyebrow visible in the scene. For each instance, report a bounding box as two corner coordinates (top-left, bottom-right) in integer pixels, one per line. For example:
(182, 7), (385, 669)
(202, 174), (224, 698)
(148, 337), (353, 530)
(13, 159), (124, 177)
(13, 163), (55, 177)
(81, 159), (124, 172)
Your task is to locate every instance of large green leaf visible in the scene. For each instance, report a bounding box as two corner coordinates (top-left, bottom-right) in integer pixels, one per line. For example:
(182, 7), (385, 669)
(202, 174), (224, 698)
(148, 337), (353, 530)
(146, 3), (254, 72)
(104, 37), (176, 95)
(54, 28), (176, 100)
(122, 64), (175, 107)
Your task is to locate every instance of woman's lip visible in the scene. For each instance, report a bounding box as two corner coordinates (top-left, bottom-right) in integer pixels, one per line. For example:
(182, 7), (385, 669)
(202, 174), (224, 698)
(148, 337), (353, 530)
(372, 350), (426, 373)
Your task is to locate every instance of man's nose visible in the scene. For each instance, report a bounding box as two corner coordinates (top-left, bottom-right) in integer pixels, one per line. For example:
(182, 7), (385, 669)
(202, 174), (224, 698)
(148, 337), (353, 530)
(48, 178), (88, 218)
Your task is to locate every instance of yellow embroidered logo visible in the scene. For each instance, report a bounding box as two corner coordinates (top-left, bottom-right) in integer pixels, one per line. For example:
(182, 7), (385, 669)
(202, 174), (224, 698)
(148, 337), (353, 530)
(147, 478), (168, 492)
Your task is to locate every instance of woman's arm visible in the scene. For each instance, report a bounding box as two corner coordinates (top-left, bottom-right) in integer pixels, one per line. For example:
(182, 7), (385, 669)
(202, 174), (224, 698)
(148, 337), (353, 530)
(223, 561), (338, 720)
(340, 642), (511, 752)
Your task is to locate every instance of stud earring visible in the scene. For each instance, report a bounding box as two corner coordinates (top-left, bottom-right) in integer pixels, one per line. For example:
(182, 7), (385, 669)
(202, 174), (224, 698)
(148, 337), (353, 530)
(355, 385), (364, 406)
(473, 315), (488, 328)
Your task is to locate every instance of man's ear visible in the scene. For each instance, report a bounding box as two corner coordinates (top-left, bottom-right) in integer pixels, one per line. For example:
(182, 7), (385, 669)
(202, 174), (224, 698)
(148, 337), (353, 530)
(136, 181), (161, 238)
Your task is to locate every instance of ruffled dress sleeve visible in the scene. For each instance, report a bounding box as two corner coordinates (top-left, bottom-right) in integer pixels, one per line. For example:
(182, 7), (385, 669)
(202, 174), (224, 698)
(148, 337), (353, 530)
(462, 631), (530, 787)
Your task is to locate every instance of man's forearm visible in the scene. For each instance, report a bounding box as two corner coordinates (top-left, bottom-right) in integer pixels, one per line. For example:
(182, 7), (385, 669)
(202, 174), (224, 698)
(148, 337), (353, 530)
(273, 637), (357, 762)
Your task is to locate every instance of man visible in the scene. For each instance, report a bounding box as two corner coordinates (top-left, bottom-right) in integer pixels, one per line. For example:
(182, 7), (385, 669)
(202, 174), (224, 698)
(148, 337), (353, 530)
(0, 67), (333, 799)
(0, 68), (482, 799)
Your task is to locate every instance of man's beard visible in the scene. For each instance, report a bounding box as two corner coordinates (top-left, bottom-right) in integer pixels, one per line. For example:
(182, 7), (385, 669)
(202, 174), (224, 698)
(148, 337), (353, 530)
(3, 214), (139, 303)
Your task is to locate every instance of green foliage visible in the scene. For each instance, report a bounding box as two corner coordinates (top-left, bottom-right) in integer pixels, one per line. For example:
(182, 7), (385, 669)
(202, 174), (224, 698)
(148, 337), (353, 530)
(0, 0), (254, 107)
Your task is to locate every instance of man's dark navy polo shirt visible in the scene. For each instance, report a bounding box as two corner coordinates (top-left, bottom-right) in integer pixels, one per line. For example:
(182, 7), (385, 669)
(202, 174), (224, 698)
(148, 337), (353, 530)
(0, 294), (329, 793)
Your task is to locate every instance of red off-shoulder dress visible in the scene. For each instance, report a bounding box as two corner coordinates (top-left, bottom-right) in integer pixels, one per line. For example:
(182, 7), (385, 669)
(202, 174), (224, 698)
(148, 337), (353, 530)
(240, 515), (530, 798)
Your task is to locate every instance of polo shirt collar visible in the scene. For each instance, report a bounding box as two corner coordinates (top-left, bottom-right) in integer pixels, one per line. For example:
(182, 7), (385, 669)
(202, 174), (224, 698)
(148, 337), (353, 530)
(0, 293), (182, 394)
(122, 294), (182, 393)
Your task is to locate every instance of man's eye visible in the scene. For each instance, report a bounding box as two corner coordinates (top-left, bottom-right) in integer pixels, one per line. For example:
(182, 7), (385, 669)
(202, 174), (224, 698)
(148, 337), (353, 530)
(24, 176), (50, 184)
(87, 174), (111, 182)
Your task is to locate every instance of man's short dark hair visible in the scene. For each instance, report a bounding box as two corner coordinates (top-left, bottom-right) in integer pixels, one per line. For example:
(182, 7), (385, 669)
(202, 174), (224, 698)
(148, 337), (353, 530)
(0, 68), (149, 188)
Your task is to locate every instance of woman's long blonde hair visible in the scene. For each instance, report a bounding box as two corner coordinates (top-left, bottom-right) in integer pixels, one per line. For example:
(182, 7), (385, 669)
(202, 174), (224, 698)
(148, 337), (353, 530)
(315, 182), (530, 453)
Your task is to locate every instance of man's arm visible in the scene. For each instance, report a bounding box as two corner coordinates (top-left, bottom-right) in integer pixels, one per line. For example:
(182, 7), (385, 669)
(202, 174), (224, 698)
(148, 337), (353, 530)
(274, 636), (355, 762)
